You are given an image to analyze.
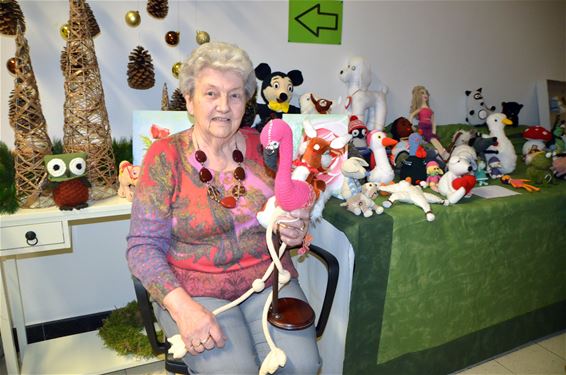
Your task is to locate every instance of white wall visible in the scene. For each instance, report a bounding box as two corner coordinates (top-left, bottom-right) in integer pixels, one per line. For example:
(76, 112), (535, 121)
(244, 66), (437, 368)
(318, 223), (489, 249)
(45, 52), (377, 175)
(1, 0), (565, 323)
(1, 0), (565, 148)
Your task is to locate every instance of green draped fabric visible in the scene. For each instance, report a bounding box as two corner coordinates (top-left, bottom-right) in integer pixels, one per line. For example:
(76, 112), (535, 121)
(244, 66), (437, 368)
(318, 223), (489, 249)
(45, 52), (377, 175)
(322, 124), (566, 374)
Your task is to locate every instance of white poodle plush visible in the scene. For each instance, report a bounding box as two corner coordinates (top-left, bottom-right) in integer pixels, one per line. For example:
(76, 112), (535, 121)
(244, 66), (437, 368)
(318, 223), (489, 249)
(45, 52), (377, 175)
(437, 155), (476, 204)
(378, 180), (447, 222)
(339, 56), (388, 131)
(340, 192), (383, 217)
(485, 112), (517, 174)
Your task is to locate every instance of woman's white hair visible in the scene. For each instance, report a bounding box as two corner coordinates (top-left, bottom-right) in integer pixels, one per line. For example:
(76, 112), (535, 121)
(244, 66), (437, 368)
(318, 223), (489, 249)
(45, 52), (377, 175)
(179, 41), (256, 100)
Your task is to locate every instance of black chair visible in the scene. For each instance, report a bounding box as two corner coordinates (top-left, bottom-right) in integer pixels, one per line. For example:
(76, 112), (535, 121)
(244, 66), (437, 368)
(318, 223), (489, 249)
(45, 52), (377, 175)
(132, 244), (339, 374)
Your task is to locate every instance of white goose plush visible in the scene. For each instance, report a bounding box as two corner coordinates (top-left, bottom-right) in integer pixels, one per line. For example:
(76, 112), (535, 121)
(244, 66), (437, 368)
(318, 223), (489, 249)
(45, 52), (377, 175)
(485, 113), (517, 174)
(367, 130), (398, 185)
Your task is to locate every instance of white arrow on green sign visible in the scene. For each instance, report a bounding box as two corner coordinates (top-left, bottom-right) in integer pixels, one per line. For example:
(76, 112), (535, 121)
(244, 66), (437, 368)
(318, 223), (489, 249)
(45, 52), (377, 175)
(288, 0), (343, 45)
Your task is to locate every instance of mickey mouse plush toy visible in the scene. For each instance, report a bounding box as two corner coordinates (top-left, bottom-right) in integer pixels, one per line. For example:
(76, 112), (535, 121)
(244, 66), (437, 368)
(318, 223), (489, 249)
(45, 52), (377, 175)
(254, 62), (303, 132)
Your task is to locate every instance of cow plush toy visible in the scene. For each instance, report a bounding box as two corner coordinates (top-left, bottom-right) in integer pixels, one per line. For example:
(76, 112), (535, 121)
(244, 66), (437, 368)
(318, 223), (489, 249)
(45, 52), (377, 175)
(254, 62), (303, 132)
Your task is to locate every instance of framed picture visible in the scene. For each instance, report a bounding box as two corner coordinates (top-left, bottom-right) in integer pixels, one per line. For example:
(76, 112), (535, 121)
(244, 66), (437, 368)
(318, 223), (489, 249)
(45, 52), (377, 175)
(132, 110), (192, 165)
(537, 79), (566, 130)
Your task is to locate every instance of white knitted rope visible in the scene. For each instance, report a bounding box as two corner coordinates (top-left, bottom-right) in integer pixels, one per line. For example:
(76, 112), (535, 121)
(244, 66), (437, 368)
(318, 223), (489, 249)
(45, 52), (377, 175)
(169, 206), (300, 375)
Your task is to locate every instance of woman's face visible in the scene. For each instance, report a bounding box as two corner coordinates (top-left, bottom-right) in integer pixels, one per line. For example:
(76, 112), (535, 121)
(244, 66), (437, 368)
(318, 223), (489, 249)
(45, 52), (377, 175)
(186, 67), (246, 140)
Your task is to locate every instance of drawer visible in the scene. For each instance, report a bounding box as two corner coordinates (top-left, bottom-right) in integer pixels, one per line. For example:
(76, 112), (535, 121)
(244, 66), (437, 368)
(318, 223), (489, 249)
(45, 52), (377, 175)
(0, 221), (69, 256)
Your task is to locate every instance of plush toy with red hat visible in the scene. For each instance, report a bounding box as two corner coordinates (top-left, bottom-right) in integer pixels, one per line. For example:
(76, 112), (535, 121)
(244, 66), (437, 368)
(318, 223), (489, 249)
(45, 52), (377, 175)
(347, 115), (370, 163)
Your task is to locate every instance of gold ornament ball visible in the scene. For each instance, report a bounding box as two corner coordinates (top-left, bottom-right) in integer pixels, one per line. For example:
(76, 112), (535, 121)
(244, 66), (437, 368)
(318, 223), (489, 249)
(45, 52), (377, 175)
(125, 10), (141, 27)
(6, 57), (17, 75)
(195, 30), (210, 45)
(165, 31), (180, 46)
(59, 23), (70, 40)
(172, 62), (182, 79)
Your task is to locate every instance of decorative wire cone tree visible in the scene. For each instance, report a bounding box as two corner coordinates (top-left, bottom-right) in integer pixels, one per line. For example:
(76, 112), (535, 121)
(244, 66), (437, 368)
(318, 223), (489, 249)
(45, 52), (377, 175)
(8, 23), (53, 208)
(62, 0), (116, 200)
(161, 82), (169, 110)
(0, 0), (26, 36)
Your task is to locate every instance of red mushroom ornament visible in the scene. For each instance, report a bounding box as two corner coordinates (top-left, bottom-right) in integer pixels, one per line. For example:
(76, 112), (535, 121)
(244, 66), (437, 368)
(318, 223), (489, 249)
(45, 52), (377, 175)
(522, 126), (552, 162)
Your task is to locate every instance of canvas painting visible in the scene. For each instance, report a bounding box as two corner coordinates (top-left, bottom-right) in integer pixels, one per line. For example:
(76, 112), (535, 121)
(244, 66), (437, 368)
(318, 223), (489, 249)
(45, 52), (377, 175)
(132, 110), (192, 165)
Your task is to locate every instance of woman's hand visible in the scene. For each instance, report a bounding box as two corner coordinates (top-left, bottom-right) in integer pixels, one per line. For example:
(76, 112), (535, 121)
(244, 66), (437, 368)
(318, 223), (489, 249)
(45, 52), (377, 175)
(276, 207), (311, 248)
(163, 288), (225, 355)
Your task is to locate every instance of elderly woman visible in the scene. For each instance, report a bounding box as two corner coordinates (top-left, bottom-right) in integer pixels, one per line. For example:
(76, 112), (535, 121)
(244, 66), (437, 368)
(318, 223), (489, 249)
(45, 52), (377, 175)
(126, 41), (320, 374)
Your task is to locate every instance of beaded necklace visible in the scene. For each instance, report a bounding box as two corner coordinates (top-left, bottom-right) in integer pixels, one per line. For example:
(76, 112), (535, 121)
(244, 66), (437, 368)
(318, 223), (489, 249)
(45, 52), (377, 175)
(194, 135), (246, 209)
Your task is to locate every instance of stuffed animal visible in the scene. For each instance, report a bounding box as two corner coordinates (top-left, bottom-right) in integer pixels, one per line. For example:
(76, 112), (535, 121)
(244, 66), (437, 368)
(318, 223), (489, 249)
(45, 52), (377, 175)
(425, 160), (444, 191)
(390, 116), (413, 141)
(485, 113), (517, 174)
(378, 179), (448, 222)
(526, 151), (555, 185)
(340, 157), (369, 200)
(118, 160), (141, 202)
(501, 101), (523, 128)
(294, 119), (351, 221)
(399, 132), (428, 184)
(486, 156), (504, 179)
(361, 182), (379, 200)
(437, 155), (476, 204)
(347, 115), (370, 163)
(43, 152), (91, 210)
(475, 160), (489, 186)
(300, 92), (334, 114)
(367, 130), (397, 185)
(471, 134), (499, 164)
(465, 88), (496, 126)
(522, 126), (552, 157)
(340, 192), (383, 217)
(254, 63), (303, 132)
(500, 175), (540, 192)
(339, 56), (388, 131)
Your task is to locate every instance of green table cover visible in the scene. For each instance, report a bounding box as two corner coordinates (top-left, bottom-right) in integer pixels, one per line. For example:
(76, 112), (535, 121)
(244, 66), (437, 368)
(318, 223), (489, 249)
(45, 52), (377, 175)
(322, 125), (566, 374)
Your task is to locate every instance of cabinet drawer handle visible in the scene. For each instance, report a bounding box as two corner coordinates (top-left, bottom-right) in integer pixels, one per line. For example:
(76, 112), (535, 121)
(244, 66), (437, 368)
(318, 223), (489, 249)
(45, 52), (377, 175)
(25, 231), (38, 246)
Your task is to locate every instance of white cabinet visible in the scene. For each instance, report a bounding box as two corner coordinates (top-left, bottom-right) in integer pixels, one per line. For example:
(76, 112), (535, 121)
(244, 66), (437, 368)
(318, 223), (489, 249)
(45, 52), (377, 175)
(0, 196), (160, 374)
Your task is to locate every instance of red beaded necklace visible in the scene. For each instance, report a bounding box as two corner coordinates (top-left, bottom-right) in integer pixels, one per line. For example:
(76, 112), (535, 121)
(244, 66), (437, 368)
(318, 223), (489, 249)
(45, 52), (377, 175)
(194, 138), (246, 209)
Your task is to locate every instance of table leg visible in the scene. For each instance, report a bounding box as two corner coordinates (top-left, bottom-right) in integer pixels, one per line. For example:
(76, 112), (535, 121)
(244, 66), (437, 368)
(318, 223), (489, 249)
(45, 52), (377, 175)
(0, 260), (21, 374)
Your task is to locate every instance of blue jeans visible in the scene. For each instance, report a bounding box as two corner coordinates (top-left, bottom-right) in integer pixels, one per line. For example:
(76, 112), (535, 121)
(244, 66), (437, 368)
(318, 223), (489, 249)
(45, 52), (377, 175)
(154, 279), (321, 374)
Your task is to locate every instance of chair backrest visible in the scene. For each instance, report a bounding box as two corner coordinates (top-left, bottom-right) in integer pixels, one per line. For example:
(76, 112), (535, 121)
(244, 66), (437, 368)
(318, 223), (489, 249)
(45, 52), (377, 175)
(131, 243), (339, 374)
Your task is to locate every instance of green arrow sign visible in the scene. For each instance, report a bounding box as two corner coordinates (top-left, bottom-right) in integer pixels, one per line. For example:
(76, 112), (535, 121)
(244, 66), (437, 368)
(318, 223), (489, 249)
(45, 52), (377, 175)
(289, 1), (343, 45)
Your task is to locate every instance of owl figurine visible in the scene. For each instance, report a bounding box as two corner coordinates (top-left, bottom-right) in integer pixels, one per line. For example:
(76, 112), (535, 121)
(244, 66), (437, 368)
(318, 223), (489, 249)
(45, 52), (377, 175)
(44, 152), (91, 210)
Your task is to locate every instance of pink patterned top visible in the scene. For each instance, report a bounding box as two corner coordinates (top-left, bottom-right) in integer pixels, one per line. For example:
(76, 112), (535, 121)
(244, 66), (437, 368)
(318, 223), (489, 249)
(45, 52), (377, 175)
(126, 127), (297, 305)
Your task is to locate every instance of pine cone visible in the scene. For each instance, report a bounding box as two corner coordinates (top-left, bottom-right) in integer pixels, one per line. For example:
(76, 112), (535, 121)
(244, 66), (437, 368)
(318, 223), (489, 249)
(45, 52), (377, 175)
(169, 89), (187, 111)
(147, 0), (168, 19)
(127, 46), (155, 90)
(85, 3), (100, 37)
(0, 0), (26, 36)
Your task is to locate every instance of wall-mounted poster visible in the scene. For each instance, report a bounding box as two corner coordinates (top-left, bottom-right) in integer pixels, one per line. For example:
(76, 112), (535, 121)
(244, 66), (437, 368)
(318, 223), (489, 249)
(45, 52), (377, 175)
(132, 111), (192, 165)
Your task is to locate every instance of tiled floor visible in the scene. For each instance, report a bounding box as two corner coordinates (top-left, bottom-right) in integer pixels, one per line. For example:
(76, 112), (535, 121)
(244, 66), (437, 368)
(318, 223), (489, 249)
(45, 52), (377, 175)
(0, 331), (564, 374)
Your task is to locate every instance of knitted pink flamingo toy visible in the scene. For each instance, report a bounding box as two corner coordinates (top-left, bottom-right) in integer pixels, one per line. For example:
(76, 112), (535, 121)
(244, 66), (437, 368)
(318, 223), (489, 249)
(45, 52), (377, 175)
(261, 118), (315, 211)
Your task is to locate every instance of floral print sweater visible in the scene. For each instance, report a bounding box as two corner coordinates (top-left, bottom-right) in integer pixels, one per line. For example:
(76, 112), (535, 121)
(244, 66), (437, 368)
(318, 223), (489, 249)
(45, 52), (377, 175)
(126, 127), (297, 305)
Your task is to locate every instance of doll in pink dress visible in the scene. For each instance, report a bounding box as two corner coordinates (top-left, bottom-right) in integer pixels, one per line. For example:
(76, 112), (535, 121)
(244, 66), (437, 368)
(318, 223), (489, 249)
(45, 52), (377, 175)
(409, 85), (437, 142)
